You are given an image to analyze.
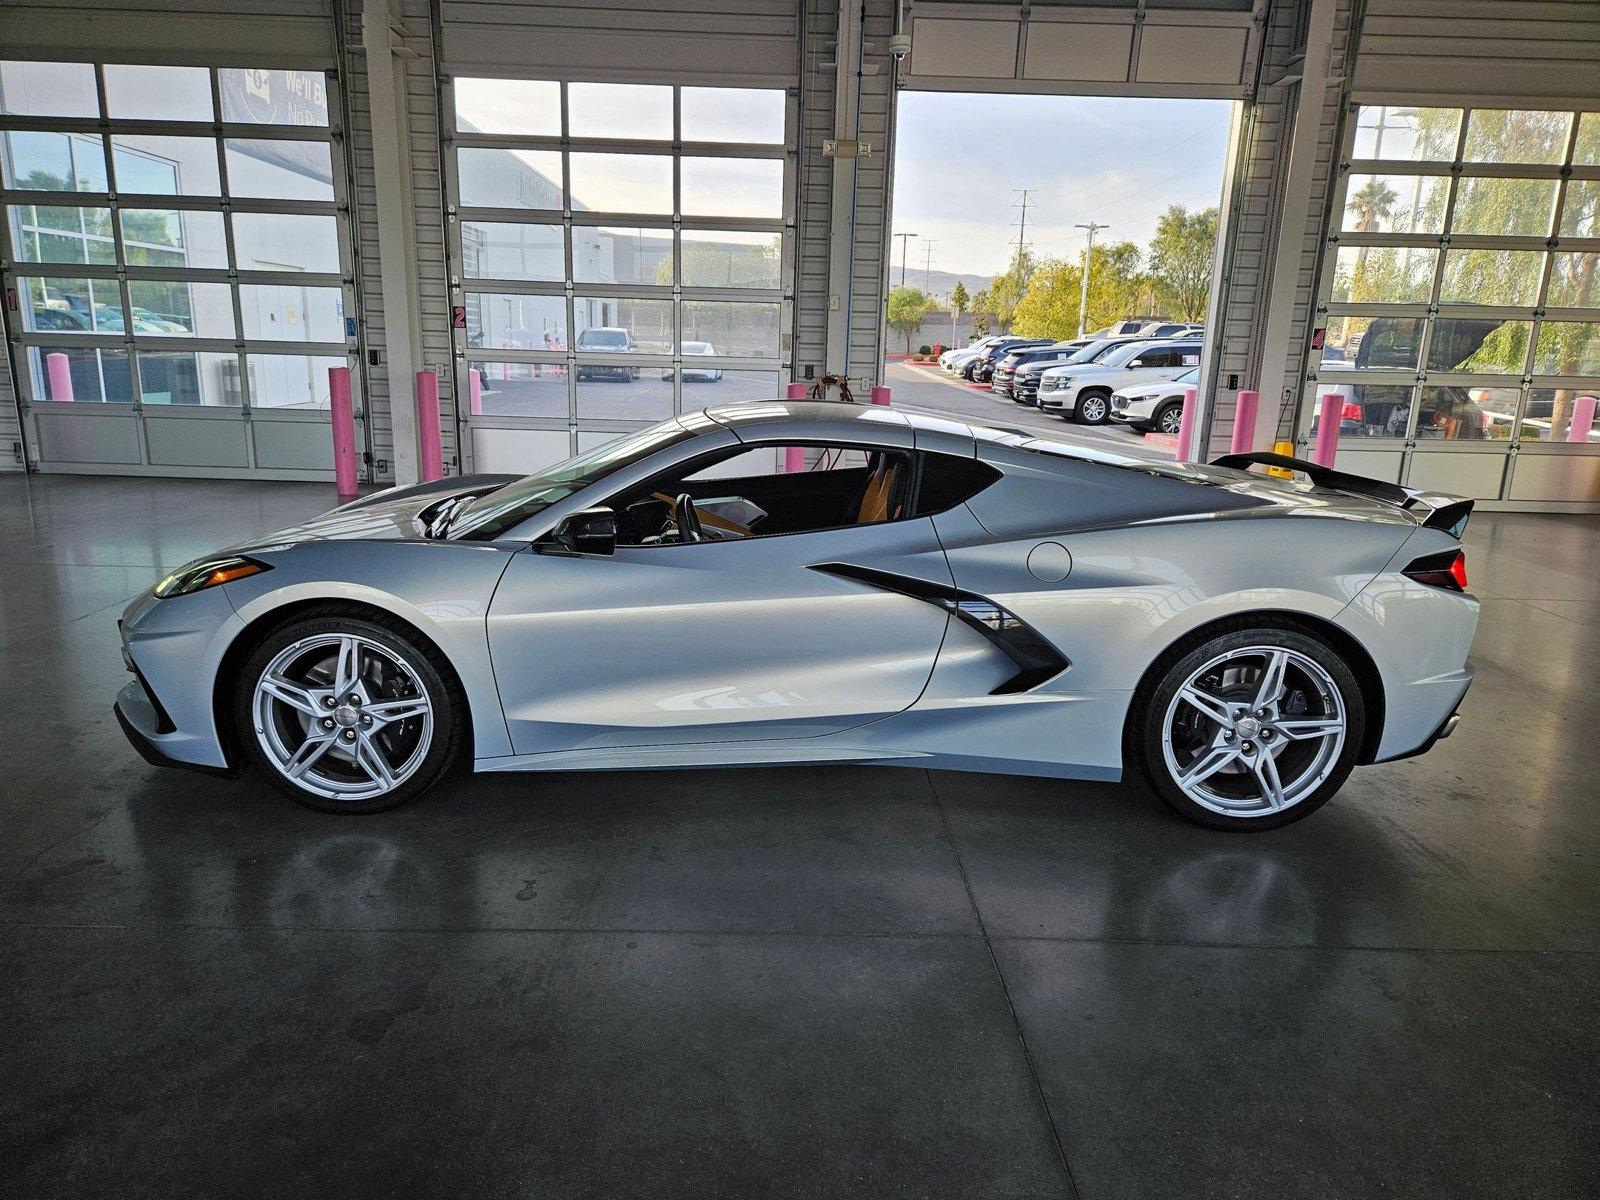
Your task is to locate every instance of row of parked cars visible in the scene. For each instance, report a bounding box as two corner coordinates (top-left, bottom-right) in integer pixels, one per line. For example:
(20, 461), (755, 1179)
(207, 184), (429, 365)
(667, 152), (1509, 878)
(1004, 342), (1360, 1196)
(938, 321), (1204, 431)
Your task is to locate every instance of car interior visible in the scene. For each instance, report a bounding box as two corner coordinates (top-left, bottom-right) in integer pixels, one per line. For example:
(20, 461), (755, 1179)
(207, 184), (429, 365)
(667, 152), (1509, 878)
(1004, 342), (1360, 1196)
(606, 444), (915, 546)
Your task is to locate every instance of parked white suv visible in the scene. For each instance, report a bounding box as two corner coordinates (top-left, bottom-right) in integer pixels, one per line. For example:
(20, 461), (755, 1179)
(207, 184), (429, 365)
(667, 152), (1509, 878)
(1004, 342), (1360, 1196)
(1037, 339), (1202, 424)
(1110, 367), (1200, 434)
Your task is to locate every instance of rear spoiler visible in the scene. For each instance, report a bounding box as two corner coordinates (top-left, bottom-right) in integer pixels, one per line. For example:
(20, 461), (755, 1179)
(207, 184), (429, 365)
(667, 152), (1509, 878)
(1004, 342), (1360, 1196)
(1210, 452), (1474, 538)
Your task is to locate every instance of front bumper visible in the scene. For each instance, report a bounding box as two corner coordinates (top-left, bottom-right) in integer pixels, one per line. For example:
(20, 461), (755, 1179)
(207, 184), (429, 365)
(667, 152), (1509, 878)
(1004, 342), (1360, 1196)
(117, 584), (239, 771)
(1110, 401), (1157, 428)
(115, 692), (239, 777)
(1038, 391), (1076, 414)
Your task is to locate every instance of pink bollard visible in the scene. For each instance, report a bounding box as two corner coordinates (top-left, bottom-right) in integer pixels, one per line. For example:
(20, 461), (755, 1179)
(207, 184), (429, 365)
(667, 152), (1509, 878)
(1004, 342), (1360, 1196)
(1567, 395), (1597, 443)
(785, 382), (807, 400)
(1313, 392), (1344, 467)
(870, 385), (891, 406)
(469, 368), (483, 416)
(416, 371), (444, 483)
(328, 366), (359, 497)
(1230, 389), (1260, 455)
(1174, 388), (1198, 463)
(45, 351), (75, 402)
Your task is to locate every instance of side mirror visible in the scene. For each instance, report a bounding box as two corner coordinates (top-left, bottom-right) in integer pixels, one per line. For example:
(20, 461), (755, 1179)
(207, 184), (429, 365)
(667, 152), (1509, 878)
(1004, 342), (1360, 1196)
(1128, 359), (1144, 368)
(550, 507), (617, 556)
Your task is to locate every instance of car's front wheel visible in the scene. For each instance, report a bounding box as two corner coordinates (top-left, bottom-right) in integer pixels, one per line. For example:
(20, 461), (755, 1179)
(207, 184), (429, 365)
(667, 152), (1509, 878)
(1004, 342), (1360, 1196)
(1127, 624), (1364, 830)
(1075, 390), (1112, 425)
(1154, 402), (1183, 436)
(235, 613), (464, 814)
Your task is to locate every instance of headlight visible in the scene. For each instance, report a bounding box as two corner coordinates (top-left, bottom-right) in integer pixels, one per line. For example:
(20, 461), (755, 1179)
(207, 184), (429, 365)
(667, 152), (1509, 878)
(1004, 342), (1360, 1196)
(153, 555), (271, 598)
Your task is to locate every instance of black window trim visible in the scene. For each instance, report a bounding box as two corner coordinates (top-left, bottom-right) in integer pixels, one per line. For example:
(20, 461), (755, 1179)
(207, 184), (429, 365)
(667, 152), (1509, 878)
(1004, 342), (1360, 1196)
(591, 436), (920, 549)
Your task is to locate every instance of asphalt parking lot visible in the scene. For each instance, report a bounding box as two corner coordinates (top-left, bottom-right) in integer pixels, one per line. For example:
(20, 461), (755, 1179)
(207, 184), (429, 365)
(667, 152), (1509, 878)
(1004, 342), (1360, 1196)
(880, 360), (1170, 457)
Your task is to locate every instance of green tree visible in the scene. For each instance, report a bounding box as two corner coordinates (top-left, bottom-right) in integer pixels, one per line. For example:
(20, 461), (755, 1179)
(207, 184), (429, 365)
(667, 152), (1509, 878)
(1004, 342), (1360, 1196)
(1148, 205), (1219, 321)
(1011, 241), (1144, 339)
(986, 248), (1035, 331)
(950, 280), (969, 327)
(887, 286), (930, 353)
(655, 238), (779, 288)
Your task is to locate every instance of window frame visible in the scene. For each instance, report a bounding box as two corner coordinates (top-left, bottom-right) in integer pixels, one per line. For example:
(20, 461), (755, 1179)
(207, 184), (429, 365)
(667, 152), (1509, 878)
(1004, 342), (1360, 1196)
(1307, 101), (1600, 457)
(592, 444), (934, 553)
(444, 77), (795, 461)
(0, 61), (353, 420)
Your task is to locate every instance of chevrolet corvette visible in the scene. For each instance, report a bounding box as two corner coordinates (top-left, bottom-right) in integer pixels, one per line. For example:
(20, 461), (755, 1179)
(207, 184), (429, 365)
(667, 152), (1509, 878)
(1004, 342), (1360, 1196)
(116, 401), (1477, 829)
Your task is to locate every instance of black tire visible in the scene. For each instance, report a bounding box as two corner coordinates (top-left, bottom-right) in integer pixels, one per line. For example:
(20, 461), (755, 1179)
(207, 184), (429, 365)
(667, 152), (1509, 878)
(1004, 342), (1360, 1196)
(1075, 389), (1113, 425)
(1154, 402), (1183, 436)
(234, 612), (466, 814)
(1126, 622), (1365, 831)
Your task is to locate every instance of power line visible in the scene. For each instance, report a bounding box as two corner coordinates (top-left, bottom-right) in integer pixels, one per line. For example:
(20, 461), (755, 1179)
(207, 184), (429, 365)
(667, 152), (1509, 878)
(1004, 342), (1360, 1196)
(1011, 189), (1034, 278)
(896, 235), (921, 291)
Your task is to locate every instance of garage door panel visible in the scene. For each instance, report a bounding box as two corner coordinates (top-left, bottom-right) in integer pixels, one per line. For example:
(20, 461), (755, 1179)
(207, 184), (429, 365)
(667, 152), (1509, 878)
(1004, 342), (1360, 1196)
(253, 419), (336, 472)
(33, 411), (142, 466)
(1135, 25), (1249, 87)
(910, 19), (1019, 79)
(1023, 24), (1133, 84)
(143, 416), (251, 469)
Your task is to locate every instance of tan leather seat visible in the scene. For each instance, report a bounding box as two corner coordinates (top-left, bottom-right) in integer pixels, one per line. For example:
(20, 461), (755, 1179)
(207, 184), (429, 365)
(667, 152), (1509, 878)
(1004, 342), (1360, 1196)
(855, 457), (903, 524)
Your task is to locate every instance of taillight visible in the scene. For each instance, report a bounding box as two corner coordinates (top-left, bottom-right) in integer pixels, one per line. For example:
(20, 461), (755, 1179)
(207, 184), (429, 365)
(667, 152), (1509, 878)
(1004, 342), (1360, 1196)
(1341, 400), (1363, 422)
(1403, 549), (1468, 593)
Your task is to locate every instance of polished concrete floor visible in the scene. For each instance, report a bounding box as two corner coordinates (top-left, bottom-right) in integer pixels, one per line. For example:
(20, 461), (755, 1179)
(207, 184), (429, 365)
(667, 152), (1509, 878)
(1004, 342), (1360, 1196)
(2, 472), (1597, 1199)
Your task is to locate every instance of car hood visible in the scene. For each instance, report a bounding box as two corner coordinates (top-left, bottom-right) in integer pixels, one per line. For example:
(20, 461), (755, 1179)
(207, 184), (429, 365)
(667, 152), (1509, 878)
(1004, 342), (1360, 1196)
(226, 474), (521, 551)
(1115, 378), (1188, 399)
(1041, 363), (1116, 379)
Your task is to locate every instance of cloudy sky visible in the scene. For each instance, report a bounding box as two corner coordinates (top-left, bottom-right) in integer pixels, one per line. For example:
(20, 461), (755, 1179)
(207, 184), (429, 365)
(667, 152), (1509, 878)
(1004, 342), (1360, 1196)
(891, 93), (1235, 279)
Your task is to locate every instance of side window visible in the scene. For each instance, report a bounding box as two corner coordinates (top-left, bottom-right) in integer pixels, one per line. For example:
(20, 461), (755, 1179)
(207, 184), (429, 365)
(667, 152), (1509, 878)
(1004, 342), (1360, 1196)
(608, 441), (915, 545)
(913, 452), (1002, 517)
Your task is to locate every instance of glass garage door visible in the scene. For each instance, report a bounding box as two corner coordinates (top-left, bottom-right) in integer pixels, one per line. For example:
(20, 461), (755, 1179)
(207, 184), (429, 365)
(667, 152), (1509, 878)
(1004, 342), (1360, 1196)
(0, 61), (355, 478)
(444, 78), (794, 473)
(1305, 105), (1600, 506)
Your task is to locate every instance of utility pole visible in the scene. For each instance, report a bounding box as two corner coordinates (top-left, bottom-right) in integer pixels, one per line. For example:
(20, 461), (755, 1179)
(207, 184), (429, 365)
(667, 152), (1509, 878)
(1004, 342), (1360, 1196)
(1074, 220), (1108, 338)
(894, 232), (918, 287)
(1011, 190), (1033, 279)
(922, 241), (936, 294)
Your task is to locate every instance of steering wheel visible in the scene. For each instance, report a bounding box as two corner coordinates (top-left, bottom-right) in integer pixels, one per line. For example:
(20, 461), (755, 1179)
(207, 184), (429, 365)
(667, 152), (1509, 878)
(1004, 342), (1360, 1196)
(672, 492), (704, 544)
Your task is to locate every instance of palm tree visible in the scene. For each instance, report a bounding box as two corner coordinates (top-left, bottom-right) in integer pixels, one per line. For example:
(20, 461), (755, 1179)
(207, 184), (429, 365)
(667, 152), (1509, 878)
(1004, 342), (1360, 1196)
(1347, 178), (1399, 233)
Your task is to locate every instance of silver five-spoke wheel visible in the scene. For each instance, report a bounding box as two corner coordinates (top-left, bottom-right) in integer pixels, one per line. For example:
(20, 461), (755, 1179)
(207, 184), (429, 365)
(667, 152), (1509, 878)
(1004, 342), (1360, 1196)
(252, 633), (434, 802)
(1160, 645), (1347, 819)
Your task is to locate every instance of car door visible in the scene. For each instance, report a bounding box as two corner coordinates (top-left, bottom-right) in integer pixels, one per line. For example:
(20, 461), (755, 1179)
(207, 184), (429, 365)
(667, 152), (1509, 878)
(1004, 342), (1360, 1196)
(485, 442), (955, 755)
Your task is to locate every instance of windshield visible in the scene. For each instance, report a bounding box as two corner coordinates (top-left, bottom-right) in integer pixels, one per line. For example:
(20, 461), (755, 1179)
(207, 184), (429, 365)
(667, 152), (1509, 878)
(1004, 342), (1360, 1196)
(1065, 339), (1114, 364)
(1101, 340), (1158, 368)
(578, 329), (629, 350)
(450, 421), (695, 540)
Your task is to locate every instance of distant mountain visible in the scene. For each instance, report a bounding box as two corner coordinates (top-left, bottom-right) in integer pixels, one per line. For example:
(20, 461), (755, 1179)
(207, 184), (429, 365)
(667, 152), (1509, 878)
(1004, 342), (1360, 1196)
(885, 268), (993, 303)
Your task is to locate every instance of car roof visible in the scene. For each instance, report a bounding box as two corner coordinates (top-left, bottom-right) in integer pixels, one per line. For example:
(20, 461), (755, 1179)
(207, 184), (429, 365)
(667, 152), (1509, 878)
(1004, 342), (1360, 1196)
(700, 400), (1143, 463)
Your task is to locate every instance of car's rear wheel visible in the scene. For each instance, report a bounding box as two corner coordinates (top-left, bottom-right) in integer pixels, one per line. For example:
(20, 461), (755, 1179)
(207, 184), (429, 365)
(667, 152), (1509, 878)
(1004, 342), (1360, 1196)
(235, 614), (464, 814)
(1075, 390), (1112, 425)
(1128, 625), (1364, 830)
(1154, 402), (1183, 435)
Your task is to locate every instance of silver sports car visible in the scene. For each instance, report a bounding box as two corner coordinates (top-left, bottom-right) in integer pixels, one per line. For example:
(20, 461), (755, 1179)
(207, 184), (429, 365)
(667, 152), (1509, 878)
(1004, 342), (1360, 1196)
(115, 401), (1477, 829)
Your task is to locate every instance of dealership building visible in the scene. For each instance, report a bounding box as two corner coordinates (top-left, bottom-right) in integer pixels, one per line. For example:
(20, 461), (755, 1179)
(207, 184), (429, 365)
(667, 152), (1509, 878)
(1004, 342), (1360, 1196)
(2, 0), (1595, 506)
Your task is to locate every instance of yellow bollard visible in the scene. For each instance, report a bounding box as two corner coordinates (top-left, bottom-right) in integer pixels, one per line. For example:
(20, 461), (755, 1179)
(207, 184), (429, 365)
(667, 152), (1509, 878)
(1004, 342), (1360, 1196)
(1268, 439), (1297, 479)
